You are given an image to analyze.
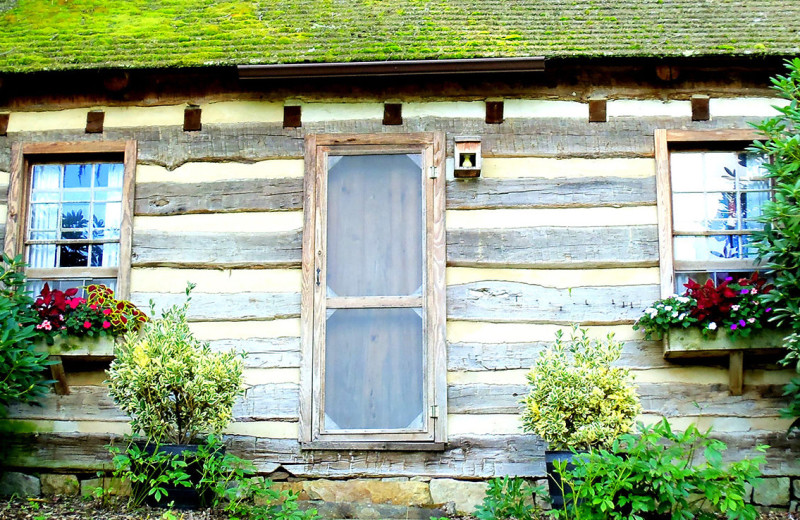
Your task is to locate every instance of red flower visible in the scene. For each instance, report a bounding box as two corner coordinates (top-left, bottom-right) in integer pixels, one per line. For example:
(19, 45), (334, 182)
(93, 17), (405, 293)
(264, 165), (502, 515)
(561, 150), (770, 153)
(102, 321), (111, 329)
(83, 321), (92, 329)
(103, 308), (112, 315)
(90, 304), (98, 310)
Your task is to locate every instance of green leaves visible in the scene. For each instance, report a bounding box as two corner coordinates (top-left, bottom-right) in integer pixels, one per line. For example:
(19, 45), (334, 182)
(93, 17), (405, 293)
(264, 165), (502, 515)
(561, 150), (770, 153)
(106, 284), (245, 444)
(552, 419), (764, 520)
(474, 476), (545, 520)
(521, 326), (641, 451)
(0, 254), (55, 415)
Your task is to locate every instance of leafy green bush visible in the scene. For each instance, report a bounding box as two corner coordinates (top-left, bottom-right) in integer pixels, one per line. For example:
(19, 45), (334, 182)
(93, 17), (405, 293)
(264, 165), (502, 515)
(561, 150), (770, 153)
(553, 419), (764, 520)
(110, 435), (319, 520)
(0, 254), (53, 414)
(521, 326), (641, 450)
(106, 284), (244, 444)
(474, 476), (546, 520)
(750, 57), (800, 427)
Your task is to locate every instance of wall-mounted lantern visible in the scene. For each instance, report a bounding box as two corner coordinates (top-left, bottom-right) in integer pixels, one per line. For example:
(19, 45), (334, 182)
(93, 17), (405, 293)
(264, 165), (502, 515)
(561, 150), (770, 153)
(454, 137), (482, 178)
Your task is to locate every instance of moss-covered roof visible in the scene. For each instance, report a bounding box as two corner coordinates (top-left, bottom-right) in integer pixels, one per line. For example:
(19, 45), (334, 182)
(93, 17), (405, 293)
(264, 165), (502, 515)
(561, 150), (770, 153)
(0, 0), (798, 73)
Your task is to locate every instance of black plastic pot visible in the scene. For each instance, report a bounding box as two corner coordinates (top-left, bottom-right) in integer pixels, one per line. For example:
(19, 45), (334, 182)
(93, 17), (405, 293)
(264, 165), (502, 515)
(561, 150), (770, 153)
(135, 441), (222, 510)
(544, 450), (579, 509)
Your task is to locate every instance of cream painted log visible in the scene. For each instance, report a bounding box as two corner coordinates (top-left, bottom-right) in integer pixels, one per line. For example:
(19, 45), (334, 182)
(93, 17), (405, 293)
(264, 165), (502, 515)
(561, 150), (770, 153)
(0, 116), (764, 172)
(447, 340), (669, 371)
(131, 230), (302, 268)
(447, 226), (658, 268)
(447, 177), (656, 210)
(446, 282), (659, 325)
(130, 292), (301, 322)
(446, 207), (656, 230)
(481, 158), (654, 179)
(191, 319), (300, 341)
(209, 338), (301, 369)
(447, 322), (642, 344)
(447, 382), (787, 417)
(234, 383), (299, 421)
(136, 160), (304, 183)
(446, 267), (660, 288)
(134, 212), (301, 233)
(131, 267), (301, 294)
(134, 178), (304, 216)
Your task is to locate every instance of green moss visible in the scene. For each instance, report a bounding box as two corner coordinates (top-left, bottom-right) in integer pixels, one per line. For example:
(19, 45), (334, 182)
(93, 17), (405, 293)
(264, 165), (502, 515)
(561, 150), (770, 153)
(0, 0), (796, 73)
(0, 419), (54, 434)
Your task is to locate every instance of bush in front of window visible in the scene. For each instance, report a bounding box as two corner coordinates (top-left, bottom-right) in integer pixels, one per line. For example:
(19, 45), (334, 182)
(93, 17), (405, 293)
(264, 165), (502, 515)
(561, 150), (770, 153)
(521, 326), (641, 451)
(751, 57), (800, 427)
(0, 254), (54, 414)
(634, 273), (775, 340)
(106, 283), (245, 445)
(32, 283), (148, 344)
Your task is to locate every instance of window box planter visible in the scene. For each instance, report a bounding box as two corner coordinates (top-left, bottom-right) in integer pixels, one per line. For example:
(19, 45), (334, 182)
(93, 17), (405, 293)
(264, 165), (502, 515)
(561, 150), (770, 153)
(34, 335), (117, 395)
(664, 327), (786, 395)
(35, 334), (116, 359)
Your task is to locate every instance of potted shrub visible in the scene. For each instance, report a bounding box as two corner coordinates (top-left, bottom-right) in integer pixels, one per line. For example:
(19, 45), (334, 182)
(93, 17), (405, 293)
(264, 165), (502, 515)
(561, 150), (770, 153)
(106, 284), (244, 508)
(521, 326), (640, 507)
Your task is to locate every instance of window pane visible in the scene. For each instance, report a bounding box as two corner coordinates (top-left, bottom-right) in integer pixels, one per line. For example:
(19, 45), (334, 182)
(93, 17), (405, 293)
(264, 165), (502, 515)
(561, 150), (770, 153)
(675, 270), (755, 293)
(63, 190), (92, 202)
(63, 164), (91, 188)
(60, 244), (89, 267)
(30, 204), (58, 230)
(32, 165), (60, 190)
(674, 235), (759, 261)
(62, 204), (89, 230)
(28, 244), (56, 268)
(91, 243), (119, 268)
(326, 154), (423, 297)
(99, 163), (124, 189)
(671, 193), (707, 231)
(324, 307), (424, 431)
(95, 189), (123, 202)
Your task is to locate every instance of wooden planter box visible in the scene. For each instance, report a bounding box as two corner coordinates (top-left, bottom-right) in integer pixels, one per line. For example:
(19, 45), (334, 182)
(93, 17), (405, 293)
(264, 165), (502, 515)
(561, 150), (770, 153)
(35, 334), (116, 359)
(664, 327), (786, 395)
(35, 335), (117, 395)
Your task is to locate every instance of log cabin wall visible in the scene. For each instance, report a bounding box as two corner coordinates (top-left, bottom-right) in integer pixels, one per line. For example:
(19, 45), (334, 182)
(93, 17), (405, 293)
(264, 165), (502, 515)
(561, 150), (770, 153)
(0, 63), (798, 499)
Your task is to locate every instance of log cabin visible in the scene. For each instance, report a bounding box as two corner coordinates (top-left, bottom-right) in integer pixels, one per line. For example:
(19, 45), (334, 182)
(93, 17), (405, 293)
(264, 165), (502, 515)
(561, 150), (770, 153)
(0, 0), (799, 513)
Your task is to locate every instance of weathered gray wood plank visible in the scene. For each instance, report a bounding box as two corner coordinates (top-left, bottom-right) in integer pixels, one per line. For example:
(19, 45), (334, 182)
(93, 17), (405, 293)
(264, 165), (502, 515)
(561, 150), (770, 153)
(447, 177), (656, 210)
(209, 337), (301, 368)
(130, 292), (301, 322)
(131, 230), (302, 268)
(0, 183), (8, 206)
(447, 282), (659, 325)
(133, 176), (656, 216)
(133, 227), (657, 269)
(0, 117), (763, 172)
(447, 226), (659, 268)
(134, 178), (304, 216)
(6, 383), (299, 422)
(448, 340), (671, 371)
(447, 382), (788, 417)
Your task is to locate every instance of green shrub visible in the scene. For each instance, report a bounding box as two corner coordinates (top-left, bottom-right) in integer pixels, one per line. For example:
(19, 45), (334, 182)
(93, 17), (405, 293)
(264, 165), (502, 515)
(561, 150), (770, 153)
(106, 284), (244, 444)
(521, 326), (641, 450)
(750, 58), (800, 428)
(553, 418), (764, 520)
(474, 476), (546, 520)
(0, 254), (53, 414)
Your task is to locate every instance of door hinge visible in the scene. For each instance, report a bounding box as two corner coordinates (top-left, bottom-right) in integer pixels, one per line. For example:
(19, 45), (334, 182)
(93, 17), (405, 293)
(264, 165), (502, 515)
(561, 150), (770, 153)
(428, 165), (439, 179)
(430, 404), (439, 419)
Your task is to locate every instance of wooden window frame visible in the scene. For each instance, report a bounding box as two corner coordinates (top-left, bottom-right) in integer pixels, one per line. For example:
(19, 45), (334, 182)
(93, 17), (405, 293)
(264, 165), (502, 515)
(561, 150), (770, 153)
(300, 133), (446, 450)
(4, 141), (137, 298)
(655, 129), (764, 298)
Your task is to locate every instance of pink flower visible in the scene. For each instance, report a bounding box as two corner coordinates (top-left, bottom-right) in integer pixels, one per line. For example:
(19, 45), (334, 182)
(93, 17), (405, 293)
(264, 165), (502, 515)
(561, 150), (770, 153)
(83, 321), (92, 329)
(36, 320), (52, 331)
(102, 321), (111, 329)
(89, 304), (98, 310)
(67, 298), (82, 310)
(102, 308), (112, 315)
(748, 317), (756, 324)
(751, 288), (758, 295)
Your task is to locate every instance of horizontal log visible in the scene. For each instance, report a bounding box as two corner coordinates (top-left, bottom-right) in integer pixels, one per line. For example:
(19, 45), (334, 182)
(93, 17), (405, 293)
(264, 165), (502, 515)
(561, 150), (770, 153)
(6, 383), (299, 423)
(134, 178), (304, 216)
(447, 225), (658, 268)
(132, 175), (656, 217)
(447, 282), (659, 324)
(131, 230), (302, 268)
(0, 116), (762, 172)
(446, 177), (656, 210)
(209, 337), (301, 368)
(447, 382), (788, 417)
(447, 340), (670, 371)
(130, 292), (301, 322)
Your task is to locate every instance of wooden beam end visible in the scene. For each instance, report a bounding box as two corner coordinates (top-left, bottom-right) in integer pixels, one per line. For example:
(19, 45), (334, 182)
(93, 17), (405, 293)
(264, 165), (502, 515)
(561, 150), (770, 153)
(184, 106), (202, 132)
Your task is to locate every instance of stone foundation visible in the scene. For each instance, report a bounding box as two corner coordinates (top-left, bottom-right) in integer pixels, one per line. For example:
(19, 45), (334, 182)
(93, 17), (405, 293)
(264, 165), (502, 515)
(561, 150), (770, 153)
(1, 471), (797, 515)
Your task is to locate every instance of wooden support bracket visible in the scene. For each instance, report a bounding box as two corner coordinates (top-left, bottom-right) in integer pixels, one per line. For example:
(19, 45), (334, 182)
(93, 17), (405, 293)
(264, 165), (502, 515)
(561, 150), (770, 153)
(728, 351), (744, 396)
(85, 110), (105, 133)
(691, 95), (710, 121)
(283, 105), (302, 128)
(485, 100), (504, 124)
(49, 356), (70, 395)
(0, 113), (9, 136)
(184, 106), (202, 131)
(383, 103), (403, 125)
(589, 98), (607, 123)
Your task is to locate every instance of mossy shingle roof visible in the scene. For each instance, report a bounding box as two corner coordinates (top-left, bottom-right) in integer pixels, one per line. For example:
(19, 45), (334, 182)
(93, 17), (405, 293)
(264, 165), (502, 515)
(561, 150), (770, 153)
(0, 0), (798, 73)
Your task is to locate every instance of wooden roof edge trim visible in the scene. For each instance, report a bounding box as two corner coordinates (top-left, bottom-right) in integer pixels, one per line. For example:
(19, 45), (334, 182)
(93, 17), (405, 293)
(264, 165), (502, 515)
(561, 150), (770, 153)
(238, 57), (546, 79)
